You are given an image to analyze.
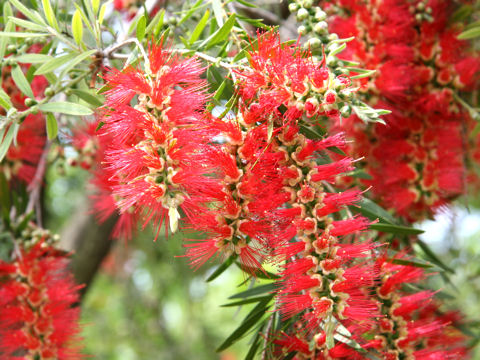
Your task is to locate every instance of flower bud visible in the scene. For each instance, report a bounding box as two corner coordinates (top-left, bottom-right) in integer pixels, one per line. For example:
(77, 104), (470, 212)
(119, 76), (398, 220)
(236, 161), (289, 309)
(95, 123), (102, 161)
(288, 3), (298, 12)
(24, 98), (37, 107)
(296, 8), (309, 21)
(315, 10), (327, 21)
(324, 90), (336, 104)
(340, 105), (352, 118)
(313, 21), (328, 34)
(304, 97), (319, 117)
(297, 25), (307, 36)
(306, 38), (321, 50)
(302, 0), (314, 8)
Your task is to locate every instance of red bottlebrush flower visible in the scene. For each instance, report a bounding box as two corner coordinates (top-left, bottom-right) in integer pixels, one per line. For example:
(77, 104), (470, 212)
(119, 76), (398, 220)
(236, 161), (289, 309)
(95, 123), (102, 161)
(236, 31), (354, 128)
(324, 0), (479, 221)
(99, 40), (221, 237)
(0, 242), (83, 359)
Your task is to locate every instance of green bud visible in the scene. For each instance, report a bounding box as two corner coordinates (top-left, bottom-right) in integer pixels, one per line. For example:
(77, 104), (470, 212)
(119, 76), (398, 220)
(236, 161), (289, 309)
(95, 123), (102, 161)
(65, 89), (72, 96)
(426, 7), (432, 14)
(314, 21), (328, 34)
(296, 8), (309, 21)
(416, 2), (425, 11)
(29, 105), (38, 114)
(314, 10), (327, 21)
(302, 0), (314, 9)
(297, 25), (307, 36)
(307, 38), (321, 49)
(24, 98), (37, 107)
(328, 33), (339, 41)
(7, 44), (17, 54)
(168, 16), (178, 26)
(326, 56), (337, 67)
(415, 13), (423, 22)
(340, 105), (352, 118)
(288, 3), (299, 12)
(44, 87), (55, 97)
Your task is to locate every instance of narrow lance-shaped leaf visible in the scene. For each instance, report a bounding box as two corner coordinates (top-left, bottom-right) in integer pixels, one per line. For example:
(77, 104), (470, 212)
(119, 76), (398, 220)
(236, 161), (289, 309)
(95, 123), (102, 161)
(216, 296), (273, 352)
(0, 123), (19, 162)
(206, 255), (234, 282)
(34, 53), (78, 75)
(189, 9), (210, 44)
(136, 15), (146, 42)
(458, 26), (480, 40)
(45, 112), (58, 139)
(11, 66), (34, 99)
(72, 9), (83, 46)
(41, 0), (60, 32)
(38, 102), (93, 116)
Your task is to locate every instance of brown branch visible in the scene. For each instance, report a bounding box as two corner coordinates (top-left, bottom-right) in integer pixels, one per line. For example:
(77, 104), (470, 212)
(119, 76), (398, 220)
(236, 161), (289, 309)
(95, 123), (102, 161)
(26, 141), (51, 226)
(59, 199), (118, 298)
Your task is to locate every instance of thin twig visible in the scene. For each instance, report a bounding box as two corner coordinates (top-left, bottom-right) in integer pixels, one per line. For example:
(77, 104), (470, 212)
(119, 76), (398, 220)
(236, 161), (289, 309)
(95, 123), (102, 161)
(26, 141), (51, 226)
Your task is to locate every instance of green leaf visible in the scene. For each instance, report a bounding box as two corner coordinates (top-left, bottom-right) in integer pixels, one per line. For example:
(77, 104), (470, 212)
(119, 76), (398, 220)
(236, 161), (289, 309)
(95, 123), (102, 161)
(145, 8), (163, 35)
(41, 0), (60, 32)
(350, 69), (376, 80)
(71, 89), (103, 107)
(243, 330), (261, 360)
(0, 172), (11, 219)
(11, 66), (34, 99)
(34, 52), (77, 75)
(189, 8), (210, 44)
(59, 49), (97, 77)
(216, 297), (272, 352)
(0, 13), (14, 61)
(229, 283), (276, 299)
(222, 295), (272, 307)
(235, 263), (280, 280)
(8, 16), (46, 31)
(0, 123), (18, 162)
(72, 9), (83, 46)
(390, 257), (433, 269)
(204, 13), (236, 50)
(136, 15), (147, 42)
(299, 123), (326, 140)
(91, 0), (100, 13)
(352, 102), (389, 125)
(328, 43), (346, 57)
(329, 36), (355, 44)
(0, 89), (13, 111)
(98, 3), (107, 25)
(458, 26), (480, 40)
(15, 53), (53, 64)
(369, 223), (424, 235)
(211, 0), (224, 26)
(45, 112), (58, 139)
(452, 5), (473, 23)
(0, 32), (49, 38)
(38, 102), (93, 115)
(73, 3), (95, 36)
(213, 79), (227, 101)
(9, 0), (47, 25)
(416, 239), (455, 274)
(354, 197), (398, 225)
(178, 0), (204, 26)
(236, 0), (256, 7)
(206, 256), (234, 282)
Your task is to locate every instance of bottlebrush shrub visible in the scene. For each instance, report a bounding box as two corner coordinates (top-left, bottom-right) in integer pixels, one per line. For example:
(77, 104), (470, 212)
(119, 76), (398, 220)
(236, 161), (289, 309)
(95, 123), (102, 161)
(0, 0), (477, 359)
(0, 227), (83, 359)
(320, 0), (480, 221)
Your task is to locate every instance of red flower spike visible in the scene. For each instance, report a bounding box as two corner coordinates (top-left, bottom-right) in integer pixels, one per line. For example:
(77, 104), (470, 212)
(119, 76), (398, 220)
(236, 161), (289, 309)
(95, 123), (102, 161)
(0, 242), (83, 359)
